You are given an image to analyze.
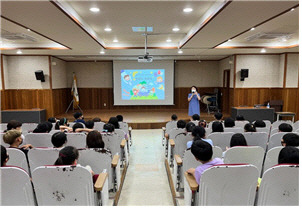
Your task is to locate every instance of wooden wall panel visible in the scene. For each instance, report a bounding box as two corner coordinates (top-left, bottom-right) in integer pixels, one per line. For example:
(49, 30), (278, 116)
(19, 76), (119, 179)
(53, 88), (72, 116)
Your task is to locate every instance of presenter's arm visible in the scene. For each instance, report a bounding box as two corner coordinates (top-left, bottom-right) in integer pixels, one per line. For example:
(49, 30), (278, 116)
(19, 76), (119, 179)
(195, 92), (201, 101)
(188, 94), (194, 102)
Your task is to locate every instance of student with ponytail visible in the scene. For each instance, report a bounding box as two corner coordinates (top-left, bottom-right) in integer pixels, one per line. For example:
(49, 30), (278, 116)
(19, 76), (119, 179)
(55, 118), (72, 132)
(187, 126), (213, 149)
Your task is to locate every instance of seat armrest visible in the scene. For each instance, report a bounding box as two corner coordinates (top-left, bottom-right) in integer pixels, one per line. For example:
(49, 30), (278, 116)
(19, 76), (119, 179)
(184, 172), (198, 191)
(120, 139), (126, 148)
(94, 172), (108, 191)
(169, 139), (175, 147)
(128, 126), (132, 131)
(111, 154), (120, 168)
(174, 154), (183, 166)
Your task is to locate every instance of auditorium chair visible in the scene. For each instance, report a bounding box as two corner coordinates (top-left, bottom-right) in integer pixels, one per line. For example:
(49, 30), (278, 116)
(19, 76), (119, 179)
(234, 120), (249, 128)
(32, 166), (109, 206)
(78, 149), (121, 192)
(242, 132), (269, 150)
(49, 130), (61, 134)
(293, 120), (299, 132)
(207, 132), (234, 151)
(257, 164), (299, 206)
(68, 122), (76, 128)
(173, 147), (222, 192)
(21, 123), (38, 134)
(94, 121), (106, 132)
(6, 148), (30, 174)
(28, 148), (61, 173)
(255, 127), (270, 135)
(169, 133), (192, 167)
(0, 166), (36, 205)
(184, 164), (258, 206)
(223, 146), (264, 176)
(118, 121), (132, 148)
(267, 132), (298, 150)
(102, 133), (129, 166)
(162, 120), (177, 147)
(24, 133), (53, 148)
(66, 133), (86, 148)
(0, 132), (9, 147)
(204, 128), (212, 137)
(0, 123), (7, 131)
(191, 121), (199, 126)
(166, 128), (185, 164)
(262, 146), (283, 175)
(224, 127), (244, 133)
(271, 120), (293, 130)
(115, 129), (130, 155)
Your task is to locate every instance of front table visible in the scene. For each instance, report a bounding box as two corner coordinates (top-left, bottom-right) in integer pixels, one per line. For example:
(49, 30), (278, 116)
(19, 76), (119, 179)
(231, 107), (275, 123)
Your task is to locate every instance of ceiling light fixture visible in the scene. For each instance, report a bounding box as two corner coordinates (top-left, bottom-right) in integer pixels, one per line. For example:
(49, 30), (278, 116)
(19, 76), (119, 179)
(113, 39), (118, 42)
(228, 39), (232, 42)
(173, 27), (180, 32)
(100, 51), (105, 54)
(291, 8), (295, 11)
(104, 27), (112, 32)
(166, 39), (172, 42)
(260, 48), (266, 53)
(27, 29), (31, 32)
(250, 27), (255, 31)
(183, 8), (193, 13)
(178, 50), (183, 54)
(90, 7), (100, 12)
(16, 50), (22, 54)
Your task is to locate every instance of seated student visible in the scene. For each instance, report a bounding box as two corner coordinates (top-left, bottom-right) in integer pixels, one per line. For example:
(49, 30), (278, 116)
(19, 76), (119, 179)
(281, 133), (299, 147)
(278, 146), (299, 164)
(85, 120), (94, 129)
(92, 117), (102, 122)
(171, 114), (178, 122)
(244, 123), (256, 132)
(192, 114), (200, 121)
(214, 112), (223, 121)
(165, 120), (186, 139)
(103, 123), (115, 133)
(186, 140), (224, 184)
(253, 120), (266, 128)
(185, 122), (196, 134)
(51, 132), (67, 148)
(48, 117), (57, 123)
(227, 133), (247, 150)
(3, 130), (33, 154)
(278, 123), (293, 132)
(187, 126), (213, 148)
(74, 112), (86, 125)
(116, 115), (124, 122)
(86, 131), (104, 148)
(55, 118), (72, 131)
(212, 121), (224, 132)
(33, 122), (49, 133)
(72, 123), (93, 133)
(5, 120), (22, 132)
(109, 117), (128, 139)
(1, 145), (9, 167)
(198, 120), (207, 128)
(235, 115), (245, 121)
(45, 121), (53, 133)
(224, 117), (235, 128)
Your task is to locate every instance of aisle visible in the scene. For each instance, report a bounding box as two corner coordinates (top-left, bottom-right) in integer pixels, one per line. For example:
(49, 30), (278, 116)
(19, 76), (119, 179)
(118, 129), (174, 206)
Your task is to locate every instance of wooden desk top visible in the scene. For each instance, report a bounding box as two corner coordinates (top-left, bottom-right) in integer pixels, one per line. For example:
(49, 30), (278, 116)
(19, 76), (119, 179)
(276, 112), (295, 115)
(233, 107), (273, 110)
(2, 109), (46, 112)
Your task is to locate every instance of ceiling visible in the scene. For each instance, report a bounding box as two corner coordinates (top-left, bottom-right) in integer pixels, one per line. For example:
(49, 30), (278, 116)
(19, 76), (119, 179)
(0, 0), (299, 61)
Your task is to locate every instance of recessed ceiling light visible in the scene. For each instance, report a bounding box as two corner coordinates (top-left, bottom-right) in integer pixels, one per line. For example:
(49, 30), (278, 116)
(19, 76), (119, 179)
(250, 27), (255, 31)
(90, 7), (100, 12)
(113, 39), (118, 42)
(173, 27), (180, 32)
(183, 8), (193, 13)
(281, 37), (288, 42)
(166, 39), (172, 42)
(228, 39), (232, 42)
(16, 50), (22, 54)
(27, 29), (31, 32)
(260, 48), (266, 53)
(178, 50), (183, 54)
(104, 27), (112, 32)
(291, 8), (295, 11)
(100, 51), (105, 54)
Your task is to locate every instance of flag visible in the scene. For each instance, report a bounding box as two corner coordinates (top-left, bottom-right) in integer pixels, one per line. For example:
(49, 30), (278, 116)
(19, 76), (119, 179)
(71, 72), (79, 109)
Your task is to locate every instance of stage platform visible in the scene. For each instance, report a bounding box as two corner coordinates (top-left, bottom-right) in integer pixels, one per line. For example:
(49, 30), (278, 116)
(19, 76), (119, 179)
(55, 109), (228, 129)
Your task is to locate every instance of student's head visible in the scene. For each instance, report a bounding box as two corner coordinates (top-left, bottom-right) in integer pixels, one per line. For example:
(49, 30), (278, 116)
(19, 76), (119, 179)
(116, 115), (123, 122)
(51, 132), (67, 148)
(278, 123), (293, 132)
(48, 117), (57, 123)
(278, 146), (299, 164)
(108, 117), (120, 129)
(191, 140), (213, 163)
(224, 117), (235, 127)
(92, 117), (101, 122)
(198, 120), (207, 128)
(192, 114), (200, 121)
(54, 146), (79, 166)
(281, 133), (299, 147)
(74, 112), (83, 120)
(33, 122), (49, 133)
(192, 126), (206, 139)
(103, 123), (115, 133)
(85, 120), (94, 129)
(191, 86), (198, 93)
(55, 118), (69, 130)
(186, 122), (196, 133)
(177, 120), (186, 129)
(86, 131), (104, 148)
(214, 112), (223, 120)
(72, 122), (85, 132)
(6, 120), (22, 131)
(3, 130), (22, 146)
(254, 120), (266, 128)
(1, 145), (9, 167)
(244, 123), (256, 132)
(212, 121), (224, 132)
(230, 133), (247, 147)
(235, 115), (245, 121)
(45, 121), (53, 132)
(171, 114), (178, 121)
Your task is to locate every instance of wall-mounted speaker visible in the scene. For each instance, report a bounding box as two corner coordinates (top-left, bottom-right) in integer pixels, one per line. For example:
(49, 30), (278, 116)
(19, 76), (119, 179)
(240, 69), (249, 81)
(35, 70), (45, 82)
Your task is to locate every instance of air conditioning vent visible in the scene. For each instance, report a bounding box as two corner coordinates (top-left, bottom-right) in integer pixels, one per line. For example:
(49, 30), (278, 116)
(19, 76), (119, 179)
(245, 32), (292, 42)
(2, 32), (37, 42)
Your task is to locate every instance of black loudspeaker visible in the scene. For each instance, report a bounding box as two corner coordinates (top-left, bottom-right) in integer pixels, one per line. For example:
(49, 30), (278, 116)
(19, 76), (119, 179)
(35, 70), (45, 82)
(240, 69), (249, 81)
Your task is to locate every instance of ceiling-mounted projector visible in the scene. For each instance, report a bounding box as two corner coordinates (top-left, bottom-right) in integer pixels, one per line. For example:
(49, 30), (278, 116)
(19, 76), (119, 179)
(138, 53), (153, 62)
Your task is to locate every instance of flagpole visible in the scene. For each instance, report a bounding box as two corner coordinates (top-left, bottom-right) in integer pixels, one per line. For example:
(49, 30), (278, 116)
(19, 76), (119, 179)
(65, 72), (83, 113)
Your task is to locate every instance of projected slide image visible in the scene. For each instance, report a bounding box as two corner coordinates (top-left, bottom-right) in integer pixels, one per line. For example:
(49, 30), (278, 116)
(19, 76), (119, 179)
(121, 69), (165, 100)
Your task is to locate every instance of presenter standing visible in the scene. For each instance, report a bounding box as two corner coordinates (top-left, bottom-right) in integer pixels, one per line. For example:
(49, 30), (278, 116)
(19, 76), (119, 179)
(188, 86), (201, 117)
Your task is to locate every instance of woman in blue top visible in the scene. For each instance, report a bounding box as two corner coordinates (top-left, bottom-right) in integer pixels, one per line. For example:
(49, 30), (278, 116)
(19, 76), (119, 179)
(188, 86), (201, 117)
